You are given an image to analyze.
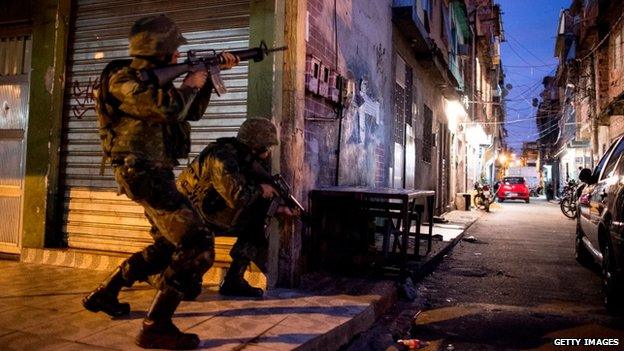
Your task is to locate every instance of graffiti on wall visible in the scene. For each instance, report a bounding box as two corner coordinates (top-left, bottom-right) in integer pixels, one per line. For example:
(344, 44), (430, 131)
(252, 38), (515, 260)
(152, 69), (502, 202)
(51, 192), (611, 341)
(70, 77), (99, 119)
(349, 77), (381, 145)
(341, 74), (384, 186)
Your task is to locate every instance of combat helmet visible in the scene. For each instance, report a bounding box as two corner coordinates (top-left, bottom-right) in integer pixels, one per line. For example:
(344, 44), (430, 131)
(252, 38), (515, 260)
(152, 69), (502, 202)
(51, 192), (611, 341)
(237, 117), (279, 150)
(129, 15), (187, 57)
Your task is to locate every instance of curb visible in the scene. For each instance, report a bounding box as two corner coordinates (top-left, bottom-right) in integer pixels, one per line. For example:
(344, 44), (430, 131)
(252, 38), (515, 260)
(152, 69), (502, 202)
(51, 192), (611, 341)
(337, 212), (485, 350)
(297, 282), (398, 351)
(412, 212), (483, 282)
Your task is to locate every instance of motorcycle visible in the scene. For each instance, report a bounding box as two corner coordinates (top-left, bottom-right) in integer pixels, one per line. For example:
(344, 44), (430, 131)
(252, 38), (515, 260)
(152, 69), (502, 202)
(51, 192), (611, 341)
(559, 179), (578, 219)
(473, 182), (492, 212)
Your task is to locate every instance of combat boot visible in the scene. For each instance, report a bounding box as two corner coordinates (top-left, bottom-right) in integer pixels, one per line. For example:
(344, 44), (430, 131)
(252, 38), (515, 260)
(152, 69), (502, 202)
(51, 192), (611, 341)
(83, 267), (131, 317)
(219, 261), (263, 297)
(136, 290), (200, 350)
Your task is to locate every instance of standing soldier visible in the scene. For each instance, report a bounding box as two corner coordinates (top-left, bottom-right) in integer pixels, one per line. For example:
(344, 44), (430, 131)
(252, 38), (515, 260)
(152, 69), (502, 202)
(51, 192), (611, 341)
(177, 118), (298, 297)
(82, 14), (239, 349)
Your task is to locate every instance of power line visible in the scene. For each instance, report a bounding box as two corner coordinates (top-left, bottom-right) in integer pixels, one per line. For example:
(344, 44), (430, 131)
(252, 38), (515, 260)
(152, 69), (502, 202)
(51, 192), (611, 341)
(507, 33), (551, 66)
(504, 40), (535, 67)
(503, 63), (558, 68)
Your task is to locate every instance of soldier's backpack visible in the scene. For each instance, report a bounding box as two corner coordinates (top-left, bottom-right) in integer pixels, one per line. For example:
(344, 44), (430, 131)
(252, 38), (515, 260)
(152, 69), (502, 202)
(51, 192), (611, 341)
(94, 59), (132, 175)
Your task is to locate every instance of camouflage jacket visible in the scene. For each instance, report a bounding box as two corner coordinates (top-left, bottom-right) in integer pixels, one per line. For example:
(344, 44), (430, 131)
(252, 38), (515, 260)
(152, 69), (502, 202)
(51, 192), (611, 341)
(177, 138), (265, 233)
(107, 57), (212, 166)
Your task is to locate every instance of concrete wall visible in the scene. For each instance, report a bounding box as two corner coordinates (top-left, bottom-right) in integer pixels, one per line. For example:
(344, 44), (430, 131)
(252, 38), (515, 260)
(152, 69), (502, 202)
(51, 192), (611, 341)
(607, 7), (624, 106)
(303, 0), (394, 197)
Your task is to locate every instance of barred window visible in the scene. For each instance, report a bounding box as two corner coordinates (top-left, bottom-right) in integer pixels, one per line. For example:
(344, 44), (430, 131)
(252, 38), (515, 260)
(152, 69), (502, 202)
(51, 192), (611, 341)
(394, 83), (405, 145)
(405, 66), (413, 126)
(423, 105), (433, 163)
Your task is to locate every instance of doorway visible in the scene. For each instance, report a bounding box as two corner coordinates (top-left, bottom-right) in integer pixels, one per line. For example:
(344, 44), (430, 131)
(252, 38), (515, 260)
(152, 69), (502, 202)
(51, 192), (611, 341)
(0, 35), (31, 254)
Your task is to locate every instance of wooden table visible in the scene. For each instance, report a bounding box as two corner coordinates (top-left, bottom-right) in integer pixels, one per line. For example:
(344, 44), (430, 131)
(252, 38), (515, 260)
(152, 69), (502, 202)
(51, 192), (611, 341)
(309, 186), (435, 274)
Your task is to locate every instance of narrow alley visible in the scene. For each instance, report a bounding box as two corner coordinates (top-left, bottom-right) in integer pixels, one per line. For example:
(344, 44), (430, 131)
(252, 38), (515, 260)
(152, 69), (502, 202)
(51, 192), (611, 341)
(348, 198), (624, 350)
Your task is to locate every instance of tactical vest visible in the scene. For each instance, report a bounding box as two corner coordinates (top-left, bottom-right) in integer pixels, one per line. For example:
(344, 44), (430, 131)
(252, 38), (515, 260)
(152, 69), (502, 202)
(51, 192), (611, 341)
(94, 59), (192, 171)
(178, 138), (256, 212)
(94, 59), (132, 174)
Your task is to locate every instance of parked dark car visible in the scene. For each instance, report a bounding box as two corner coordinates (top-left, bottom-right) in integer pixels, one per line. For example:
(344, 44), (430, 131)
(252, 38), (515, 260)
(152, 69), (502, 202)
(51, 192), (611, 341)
(576, 136), (624, 312)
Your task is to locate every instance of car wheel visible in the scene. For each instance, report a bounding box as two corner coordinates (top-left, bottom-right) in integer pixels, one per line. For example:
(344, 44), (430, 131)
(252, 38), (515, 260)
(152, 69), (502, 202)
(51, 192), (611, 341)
(525, 198), (530, 203)
(575, 221), (592, 267)
(498, 198), (504, 203)
(602, 239), (624, 313)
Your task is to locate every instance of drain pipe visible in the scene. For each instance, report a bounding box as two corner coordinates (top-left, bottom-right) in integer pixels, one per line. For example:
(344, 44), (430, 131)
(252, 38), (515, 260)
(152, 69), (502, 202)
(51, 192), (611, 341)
(334, 97), (344, 186)
(333, 0), (342, 186)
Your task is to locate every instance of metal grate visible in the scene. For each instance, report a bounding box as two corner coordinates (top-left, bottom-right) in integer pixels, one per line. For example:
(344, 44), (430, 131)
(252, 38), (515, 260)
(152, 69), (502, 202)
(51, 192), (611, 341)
(0, 36), (31, 76)
(423, 105), (433, 163)
(61, 0), (251, 253)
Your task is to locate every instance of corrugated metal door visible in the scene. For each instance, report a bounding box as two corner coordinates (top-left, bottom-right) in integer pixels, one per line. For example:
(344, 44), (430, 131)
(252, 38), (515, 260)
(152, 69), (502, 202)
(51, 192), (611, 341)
(62, 0), (250, 253)
(0, 35), (31, 254)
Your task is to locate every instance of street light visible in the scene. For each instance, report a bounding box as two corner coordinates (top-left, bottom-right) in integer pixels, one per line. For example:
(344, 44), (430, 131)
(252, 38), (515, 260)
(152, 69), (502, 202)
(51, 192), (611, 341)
(498, 154), (507, 164)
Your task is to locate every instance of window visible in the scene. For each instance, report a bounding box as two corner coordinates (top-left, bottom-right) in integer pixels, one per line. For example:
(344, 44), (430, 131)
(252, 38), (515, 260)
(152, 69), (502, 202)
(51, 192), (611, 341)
(394, 83), (405, 145)
(405, 67), (413, 126)
(593, 139), (618, 180)
(601, 138), (624, 180)
(423, 105), (433, 163)
(422, 0), (433, 32)
(503, 177), (525, 184)
(394, 55), (406, 144)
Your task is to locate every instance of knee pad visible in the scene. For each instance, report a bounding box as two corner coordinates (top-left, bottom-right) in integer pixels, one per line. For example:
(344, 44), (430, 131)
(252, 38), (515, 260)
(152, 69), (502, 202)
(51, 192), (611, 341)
(182, 280), (203, 301)
(120, 252), (149, 284)
(143, 239), (174, 270)
(161, 247), (214, 300)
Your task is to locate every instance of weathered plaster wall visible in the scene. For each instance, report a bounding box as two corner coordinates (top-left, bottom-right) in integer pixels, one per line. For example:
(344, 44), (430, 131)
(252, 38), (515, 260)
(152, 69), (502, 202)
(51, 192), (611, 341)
(393, 27), (445, 193)
(607, 7), (624, 105)
(303, 0), (394, 199)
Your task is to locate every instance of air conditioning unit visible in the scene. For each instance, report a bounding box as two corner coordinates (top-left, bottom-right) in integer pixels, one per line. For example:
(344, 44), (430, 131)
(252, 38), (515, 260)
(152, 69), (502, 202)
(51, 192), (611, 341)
(492, 84), (502, 98)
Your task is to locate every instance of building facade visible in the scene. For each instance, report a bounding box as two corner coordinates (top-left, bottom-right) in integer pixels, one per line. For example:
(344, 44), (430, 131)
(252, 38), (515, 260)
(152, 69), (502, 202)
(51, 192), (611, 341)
(0, 0), (503, 286)
(540, 0), (624, 195)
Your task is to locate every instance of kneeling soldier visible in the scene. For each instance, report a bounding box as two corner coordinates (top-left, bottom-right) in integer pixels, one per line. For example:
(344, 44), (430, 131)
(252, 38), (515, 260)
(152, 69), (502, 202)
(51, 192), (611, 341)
(177, 117), (296, 297)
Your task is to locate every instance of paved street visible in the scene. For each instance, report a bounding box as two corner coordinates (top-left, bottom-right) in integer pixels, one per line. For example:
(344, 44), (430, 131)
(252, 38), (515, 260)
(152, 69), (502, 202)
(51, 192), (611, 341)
(347, 197), (624, 350)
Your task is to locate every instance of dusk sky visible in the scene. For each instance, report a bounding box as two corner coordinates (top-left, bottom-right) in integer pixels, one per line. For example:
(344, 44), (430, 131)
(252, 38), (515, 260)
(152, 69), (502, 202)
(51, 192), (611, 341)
(498, 0), (571, 152)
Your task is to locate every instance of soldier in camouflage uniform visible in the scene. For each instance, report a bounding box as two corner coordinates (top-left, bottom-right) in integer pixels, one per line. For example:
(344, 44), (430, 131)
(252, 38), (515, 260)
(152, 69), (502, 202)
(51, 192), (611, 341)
(177, 117), (297, 298)
(82, 15), (239, 349)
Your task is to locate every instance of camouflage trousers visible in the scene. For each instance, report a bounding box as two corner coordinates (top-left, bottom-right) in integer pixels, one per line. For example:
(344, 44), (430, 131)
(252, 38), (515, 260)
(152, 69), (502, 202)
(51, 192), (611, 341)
(226, 199), (270, 273)
(229, 225), (268, 273)
(113, 163), (215, 300)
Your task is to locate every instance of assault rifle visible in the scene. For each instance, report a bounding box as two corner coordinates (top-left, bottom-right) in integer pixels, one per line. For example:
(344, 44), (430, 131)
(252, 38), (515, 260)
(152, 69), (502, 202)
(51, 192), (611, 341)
(137, 40), (287, 95)
(250, 160), (311, 225)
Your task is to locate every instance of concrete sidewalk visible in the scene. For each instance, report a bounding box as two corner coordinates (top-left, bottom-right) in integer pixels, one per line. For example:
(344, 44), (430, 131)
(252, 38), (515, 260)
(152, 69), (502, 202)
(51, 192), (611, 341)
(0, 210), (482, 351)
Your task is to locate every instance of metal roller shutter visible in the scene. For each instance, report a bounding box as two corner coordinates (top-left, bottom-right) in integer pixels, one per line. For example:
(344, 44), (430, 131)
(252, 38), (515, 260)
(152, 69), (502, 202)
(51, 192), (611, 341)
(62, 0), (250, 253)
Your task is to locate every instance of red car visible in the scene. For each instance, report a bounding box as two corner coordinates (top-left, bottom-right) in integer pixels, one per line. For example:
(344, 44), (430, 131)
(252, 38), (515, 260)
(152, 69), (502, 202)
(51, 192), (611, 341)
(497, 176), (530, 203)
